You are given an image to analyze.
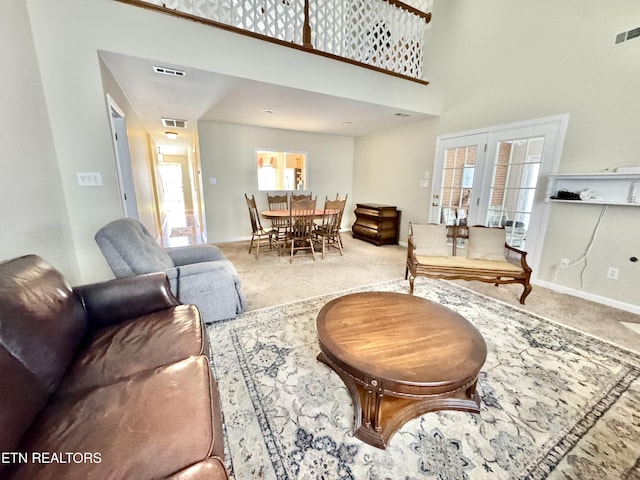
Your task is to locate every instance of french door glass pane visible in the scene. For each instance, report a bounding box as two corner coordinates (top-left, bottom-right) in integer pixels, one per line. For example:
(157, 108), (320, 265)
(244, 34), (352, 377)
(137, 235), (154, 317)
(440, 145), (477, 225)
(487, 137), (545, 247)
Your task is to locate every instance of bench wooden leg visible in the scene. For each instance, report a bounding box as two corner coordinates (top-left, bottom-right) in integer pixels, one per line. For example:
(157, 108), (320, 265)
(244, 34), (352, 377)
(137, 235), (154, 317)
(519, 283), (532, 304)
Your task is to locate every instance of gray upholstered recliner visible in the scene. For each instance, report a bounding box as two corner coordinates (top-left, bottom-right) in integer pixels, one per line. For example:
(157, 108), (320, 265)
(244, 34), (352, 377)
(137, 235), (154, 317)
(95, 218), (246, 323)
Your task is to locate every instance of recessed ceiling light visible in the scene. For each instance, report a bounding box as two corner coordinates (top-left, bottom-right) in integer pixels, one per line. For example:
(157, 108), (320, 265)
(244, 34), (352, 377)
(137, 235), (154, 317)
(262, 109), (274, 114)
(165, 131), (178, 140)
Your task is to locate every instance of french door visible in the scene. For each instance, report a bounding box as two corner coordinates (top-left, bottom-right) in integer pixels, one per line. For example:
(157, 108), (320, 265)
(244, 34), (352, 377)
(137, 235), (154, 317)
(481, 131), (545, 248)
(430, 115), (569, 273)
(430, 133), (487, 227)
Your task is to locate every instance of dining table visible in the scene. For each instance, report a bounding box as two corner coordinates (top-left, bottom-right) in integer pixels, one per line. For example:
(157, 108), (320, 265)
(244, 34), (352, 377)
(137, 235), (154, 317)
(260, 209), (329, 220)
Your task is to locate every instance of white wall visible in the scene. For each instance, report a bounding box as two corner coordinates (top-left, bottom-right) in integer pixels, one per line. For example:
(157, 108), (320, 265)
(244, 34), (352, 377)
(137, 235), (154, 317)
(353, 0), (640, 308)
(0, 0), (78, 278)
(353, 118), (438, 237)
(198, 122), (354, 242)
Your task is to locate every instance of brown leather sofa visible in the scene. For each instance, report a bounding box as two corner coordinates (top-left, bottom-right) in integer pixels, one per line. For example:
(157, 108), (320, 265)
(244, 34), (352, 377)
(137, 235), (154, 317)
(0, 255), (230, 480)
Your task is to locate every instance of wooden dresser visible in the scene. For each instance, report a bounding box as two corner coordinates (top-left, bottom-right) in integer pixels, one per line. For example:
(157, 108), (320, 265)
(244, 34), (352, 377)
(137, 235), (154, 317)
(351, 203), (401, 246)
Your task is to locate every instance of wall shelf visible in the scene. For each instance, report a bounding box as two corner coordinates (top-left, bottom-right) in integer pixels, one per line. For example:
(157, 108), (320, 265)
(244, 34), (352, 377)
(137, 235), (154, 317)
(545, 172), (640, 206)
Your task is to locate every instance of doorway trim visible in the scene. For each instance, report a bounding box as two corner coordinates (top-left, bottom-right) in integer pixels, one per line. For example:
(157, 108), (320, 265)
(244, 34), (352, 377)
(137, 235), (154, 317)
(107, 94), (139, 219)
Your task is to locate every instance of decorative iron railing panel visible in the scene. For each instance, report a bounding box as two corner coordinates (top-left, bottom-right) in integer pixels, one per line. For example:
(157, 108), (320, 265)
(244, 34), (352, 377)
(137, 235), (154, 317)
(121, 0), (431, 81)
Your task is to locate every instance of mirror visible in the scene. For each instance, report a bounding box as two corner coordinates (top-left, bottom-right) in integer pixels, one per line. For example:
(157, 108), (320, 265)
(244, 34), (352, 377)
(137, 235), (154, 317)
(257, 150), (307, 191)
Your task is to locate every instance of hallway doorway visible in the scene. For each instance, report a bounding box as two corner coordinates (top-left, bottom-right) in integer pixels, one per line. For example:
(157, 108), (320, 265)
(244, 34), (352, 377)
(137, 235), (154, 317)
(157, 160), (204, 247)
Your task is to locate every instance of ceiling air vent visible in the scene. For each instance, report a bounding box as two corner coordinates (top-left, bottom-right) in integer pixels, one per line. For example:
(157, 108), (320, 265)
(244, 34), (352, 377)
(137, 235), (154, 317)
(153, 66), (186, 77)
(614, 26), (640, 45)
(161, 118), (188, 129)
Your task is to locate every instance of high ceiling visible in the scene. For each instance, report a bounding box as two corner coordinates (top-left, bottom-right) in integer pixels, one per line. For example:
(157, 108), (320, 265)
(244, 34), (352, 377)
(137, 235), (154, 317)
(99, 50), (434, 153)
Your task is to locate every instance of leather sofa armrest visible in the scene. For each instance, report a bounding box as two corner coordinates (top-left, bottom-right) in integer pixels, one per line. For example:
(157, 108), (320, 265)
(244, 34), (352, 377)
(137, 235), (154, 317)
(74, 272), (180, 329)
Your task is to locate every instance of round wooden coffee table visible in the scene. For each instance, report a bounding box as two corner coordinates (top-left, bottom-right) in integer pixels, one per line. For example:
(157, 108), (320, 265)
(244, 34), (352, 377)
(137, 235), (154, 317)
(316, 291), (487, 449)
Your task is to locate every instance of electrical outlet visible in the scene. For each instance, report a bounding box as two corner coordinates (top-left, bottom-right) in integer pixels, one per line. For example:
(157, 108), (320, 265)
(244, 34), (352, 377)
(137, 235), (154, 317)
(606, 267), (620, 280)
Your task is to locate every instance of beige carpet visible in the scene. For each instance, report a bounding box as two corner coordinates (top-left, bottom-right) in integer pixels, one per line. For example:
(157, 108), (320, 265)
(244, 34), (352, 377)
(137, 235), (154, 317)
(217, 234), (640, 352)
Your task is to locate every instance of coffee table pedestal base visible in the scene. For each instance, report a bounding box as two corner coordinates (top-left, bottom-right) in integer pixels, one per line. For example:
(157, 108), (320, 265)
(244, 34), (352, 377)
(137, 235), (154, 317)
(318, 351), (481, 450)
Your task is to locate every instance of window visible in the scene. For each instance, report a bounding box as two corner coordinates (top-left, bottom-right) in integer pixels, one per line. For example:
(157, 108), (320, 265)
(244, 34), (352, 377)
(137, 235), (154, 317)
(433, 133), (485, 227)
(486, 138), (544, 247)
(257, 150), (307, 191)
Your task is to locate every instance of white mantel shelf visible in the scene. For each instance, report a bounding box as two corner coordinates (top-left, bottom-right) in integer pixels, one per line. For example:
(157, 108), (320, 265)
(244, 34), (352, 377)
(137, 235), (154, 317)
(545, 172), (640, 206)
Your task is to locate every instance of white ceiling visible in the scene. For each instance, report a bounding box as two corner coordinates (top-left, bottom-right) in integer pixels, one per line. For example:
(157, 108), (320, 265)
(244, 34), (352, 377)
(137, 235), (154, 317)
(99, 50), (434, 153)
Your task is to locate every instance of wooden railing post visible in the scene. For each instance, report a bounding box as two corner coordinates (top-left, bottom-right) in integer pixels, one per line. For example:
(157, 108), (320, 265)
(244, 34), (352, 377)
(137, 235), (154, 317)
(303, 0), (312, 48)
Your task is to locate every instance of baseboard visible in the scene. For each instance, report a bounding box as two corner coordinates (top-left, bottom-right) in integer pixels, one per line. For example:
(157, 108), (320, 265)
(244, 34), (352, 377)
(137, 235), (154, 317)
(534, 279), (640, 315)
(216, 235), (252, 244)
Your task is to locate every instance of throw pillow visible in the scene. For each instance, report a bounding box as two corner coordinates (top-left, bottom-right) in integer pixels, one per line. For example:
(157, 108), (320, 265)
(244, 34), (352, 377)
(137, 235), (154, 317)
(467, 227), (506, 261)
(411, 223), (450, 256)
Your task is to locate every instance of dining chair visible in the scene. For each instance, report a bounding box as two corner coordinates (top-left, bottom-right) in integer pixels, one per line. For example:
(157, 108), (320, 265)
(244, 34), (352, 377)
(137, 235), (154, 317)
(245, 194), (278, 258)
(335, 193), (348, 245)
(266, 193), (289, 247)
(313, 197), (347, 259)
(286, 197), (317, 263)
(291, 192), (312, 201)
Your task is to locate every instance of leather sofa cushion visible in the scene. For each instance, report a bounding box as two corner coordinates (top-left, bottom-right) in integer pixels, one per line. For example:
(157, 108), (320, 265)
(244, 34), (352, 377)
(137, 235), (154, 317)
(167, 458), (229, 479)
(0, 255), (86, 394)
(0, 347), (48, 455)
(57, 304), (208, 396)
(0, 255), (86, 463)
(8, 356), (222, 480)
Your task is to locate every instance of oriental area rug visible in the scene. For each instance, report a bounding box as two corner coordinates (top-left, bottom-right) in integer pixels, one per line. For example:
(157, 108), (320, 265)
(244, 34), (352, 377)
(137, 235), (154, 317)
(206, 278), (640, 480)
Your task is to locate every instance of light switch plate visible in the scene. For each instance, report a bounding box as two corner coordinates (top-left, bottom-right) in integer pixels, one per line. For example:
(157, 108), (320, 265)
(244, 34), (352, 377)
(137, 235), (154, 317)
(77, 172), (102, 186)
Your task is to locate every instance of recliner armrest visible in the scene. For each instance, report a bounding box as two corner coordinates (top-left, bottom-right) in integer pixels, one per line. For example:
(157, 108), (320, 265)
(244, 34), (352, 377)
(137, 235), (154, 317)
(74, 272), (180, 329)
(166, 244), (226, 266)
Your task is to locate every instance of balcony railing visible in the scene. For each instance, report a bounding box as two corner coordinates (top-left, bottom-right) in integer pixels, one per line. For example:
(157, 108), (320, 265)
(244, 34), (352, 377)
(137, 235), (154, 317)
(116, 0), (432, 84)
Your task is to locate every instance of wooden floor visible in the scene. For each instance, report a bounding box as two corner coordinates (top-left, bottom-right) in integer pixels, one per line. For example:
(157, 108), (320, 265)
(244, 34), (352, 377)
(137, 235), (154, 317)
(160, 211), (205, 247)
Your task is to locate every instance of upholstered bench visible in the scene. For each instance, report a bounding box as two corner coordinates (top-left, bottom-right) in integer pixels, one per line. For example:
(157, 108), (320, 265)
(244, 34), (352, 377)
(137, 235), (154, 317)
(405, 223), (533, 304)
